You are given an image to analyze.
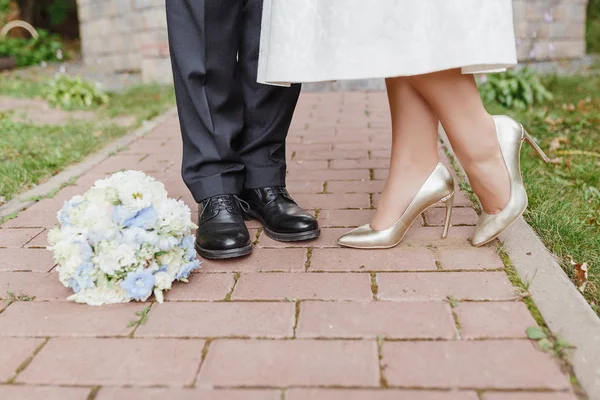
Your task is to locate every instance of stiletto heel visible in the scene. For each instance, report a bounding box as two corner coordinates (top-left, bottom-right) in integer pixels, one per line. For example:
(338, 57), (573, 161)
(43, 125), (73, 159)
(523, 129), (550, 163)
(472, 116), (543, 247)
(337, 163), (455, 249)
(441, 192), (454, 239)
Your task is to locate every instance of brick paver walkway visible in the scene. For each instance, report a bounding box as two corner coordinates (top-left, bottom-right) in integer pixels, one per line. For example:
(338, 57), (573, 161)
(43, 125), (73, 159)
(0, 93), (580, 400)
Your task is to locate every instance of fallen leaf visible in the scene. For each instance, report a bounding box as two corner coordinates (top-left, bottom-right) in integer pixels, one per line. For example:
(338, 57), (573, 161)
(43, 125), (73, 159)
(569, 255), (589, 293)
(562, 103), (576, 112)
(549, 137), (569, 153)
(544, 116), (562, 127)
(556, 150), (600, 158)
(548, 157), (563, 165)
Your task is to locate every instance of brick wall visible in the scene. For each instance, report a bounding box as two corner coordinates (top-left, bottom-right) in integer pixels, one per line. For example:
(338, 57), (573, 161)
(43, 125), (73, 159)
(76, 0), (171, 83)
(76, 0), (589, 83)
(513, 0), (589, 60)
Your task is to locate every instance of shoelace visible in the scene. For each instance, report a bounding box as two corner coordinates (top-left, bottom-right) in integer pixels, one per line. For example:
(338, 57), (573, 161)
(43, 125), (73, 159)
(201, 195), (249, 217)
(264, 186), (289, 198)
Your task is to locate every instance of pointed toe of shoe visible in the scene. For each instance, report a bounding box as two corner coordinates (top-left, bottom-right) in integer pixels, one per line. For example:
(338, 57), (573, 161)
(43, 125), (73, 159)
(471, 229), (489, 247)
(337, 225), (373, 248)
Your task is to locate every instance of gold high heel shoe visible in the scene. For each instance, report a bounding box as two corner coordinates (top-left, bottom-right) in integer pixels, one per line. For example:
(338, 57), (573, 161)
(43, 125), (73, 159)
(337, 163), (455, 249)
(471, 115), (549, 247)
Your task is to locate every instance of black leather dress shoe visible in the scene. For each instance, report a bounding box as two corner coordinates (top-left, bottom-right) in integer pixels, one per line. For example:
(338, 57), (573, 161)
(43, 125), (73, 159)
(195, 195), (252, 259)
(240, 187), (320, 242)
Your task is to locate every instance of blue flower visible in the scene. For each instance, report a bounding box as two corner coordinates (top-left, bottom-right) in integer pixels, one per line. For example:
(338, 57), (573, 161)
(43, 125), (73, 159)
(77, 239), (93, 261)
(157, 264), (168, 273)
(123, 206), (157, 229)
(112, 205), (138, 226)
(180, 236), (196, 261)
(67, 278), (81, 293)
(158, 235), (180, 251)
(121, 269), (155, 300)
(57, 197), (84, 227)
(121, 227), (159, 246)
(175, 259), (201, 280)
(67, 262), (95, 293)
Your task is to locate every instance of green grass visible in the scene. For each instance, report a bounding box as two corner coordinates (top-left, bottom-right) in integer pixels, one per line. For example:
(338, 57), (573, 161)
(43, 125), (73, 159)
(588, 0), (600, 54)
(484, 74), (600, 314)
(587, 18), (600, 54)
(0, 76), (175, 202)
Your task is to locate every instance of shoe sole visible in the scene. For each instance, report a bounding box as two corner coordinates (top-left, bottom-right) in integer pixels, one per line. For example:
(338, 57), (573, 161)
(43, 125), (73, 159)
(244, 210), (321, 242)
(194, 241), (253, 260)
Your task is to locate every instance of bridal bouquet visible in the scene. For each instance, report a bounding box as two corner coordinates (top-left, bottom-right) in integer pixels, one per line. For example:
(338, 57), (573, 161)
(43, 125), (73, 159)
(48, 170), (201, 306)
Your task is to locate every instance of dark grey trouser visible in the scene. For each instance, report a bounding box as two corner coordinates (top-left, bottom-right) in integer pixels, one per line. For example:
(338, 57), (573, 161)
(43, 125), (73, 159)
(166, 0), (301, 202)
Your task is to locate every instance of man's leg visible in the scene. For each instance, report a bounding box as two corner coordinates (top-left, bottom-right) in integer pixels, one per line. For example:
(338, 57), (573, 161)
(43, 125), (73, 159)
(166, 0), (253, 259)
(166, 0), (245, 202)
(237, 0), (320, 242)
(237, 0), (301, 188)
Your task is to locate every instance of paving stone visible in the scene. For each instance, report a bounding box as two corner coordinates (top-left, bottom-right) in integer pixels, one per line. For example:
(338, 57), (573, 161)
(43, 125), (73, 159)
(1, 209), (58, 229)
(0, 272), (71, 301)
(257, 228), (346, 248)
(200, 248), (307, 272)
(0, 228), (44, 248)
(198, 339), (379, 387)
(377, 272), (516, 301)
(292, 193), (370, 210)
(233, 273), (372, 301)
(287, 180), (325, 194)
(437, 247), (505, 270)
(23, 229), (49, 248)
(401, 226), (473, 247)
(136, 302), (294, 338)
(96, 388), (281, 400)
(287, 160), (329, 170)
(0, 302), (145, 337)
(0, 338), (44, 381)
(454, 302), (537, 339)
(293, 150), (369, 161)
(482, 393), (578, 400)
(297, 301), (456, 339)
(318, 209), (374, 227)
(287, 169), (370, 181)
(326, 180), (385, 194)
(0, 249), (55, 272)
(382, 340), (570, 389)
(88, 155), (147, 175)
(0, 385), (90, 400)
(17, 338), (204, 386)
(309, 247), (436, 272)
(286, 389), (479, 400)
(165, 273), (234, 301)
(330, 159), (390, 170)
(425, 207), (479, 226)
(287, 143), (333, 152)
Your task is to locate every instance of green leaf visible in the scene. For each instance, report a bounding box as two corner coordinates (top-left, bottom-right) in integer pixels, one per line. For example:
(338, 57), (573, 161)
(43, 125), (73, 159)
(526, 326), (547, 340)
(555, 334), (573, 349)
(537, 338), (554, 352)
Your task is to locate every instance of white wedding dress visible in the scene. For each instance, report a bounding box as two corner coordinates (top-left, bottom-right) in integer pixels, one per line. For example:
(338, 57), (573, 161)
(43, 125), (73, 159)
(258, 0), (517, 85)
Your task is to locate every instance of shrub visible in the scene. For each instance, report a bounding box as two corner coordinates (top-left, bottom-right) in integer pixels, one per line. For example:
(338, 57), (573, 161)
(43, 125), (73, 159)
(478, 68), (553, 109)
(0, 29), (66, 67)
(43, 75), (110, 110)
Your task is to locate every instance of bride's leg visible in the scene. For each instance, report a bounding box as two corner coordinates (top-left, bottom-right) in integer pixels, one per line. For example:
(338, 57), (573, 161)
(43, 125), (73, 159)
(371, 77), (440, 231)
(407, 69), (510, 214)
